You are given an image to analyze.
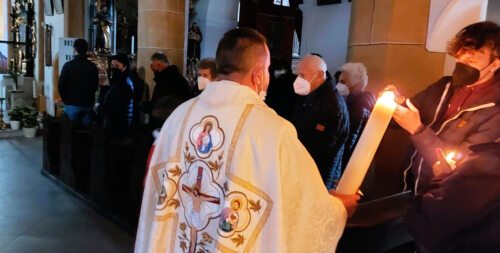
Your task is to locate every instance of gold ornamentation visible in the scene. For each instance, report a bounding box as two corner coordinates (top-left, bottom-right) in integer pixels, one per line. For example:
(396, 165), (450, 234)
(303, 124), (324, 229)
(169, 165), (182, 177)
(248, 199), (261, 213)
(168, 198), (180, 209)
(231, 234), (245, 247)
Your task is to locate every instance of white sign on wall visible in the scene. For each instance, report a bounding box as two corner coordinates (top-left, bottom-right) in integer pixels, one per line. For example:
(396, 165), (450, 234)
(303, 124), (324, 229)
(58, 37), (77, 73)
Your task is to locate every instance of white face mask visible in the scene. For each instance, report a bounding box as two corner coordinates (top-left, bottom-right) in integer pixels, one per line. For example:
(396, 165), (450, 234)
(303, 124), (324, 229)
(336, 82), (350, 96)
(197, 76), (210, 90)
(293, 76), (311, 95)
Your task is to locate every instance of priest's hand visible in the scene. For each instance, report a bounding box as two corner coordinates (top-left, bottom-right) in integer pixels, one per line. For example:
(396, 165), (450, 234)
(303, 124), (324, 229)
(393, 99), (425, 135)
(381, 84), (406, 105)
(329, 190), (360, 217)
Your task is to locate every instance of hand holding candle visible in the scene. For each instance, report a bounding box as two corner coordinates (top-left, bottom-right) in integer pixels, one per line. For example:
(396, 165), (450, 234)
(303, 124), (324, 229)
(336, 90), (397, 194)
(432, 148), (456, 176)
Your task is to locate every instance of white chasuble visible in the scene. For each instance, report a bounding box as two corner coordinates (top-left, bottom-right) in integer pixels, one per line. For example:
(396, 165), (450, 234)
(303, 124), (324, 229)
(135, 81), (347, 253)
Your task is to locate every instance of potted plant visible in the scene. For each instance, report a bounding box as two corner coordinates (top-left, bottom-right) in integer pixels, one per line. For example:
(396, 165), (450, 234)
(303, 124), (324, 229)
(20, 106), (37, 137)
(8, 107), (22, 130)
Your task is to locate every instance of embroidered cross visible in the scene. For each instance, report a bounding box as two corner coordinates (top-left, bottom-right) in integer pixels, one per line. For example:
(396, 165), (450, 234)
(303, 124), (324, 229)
(182, 167), (221, 253)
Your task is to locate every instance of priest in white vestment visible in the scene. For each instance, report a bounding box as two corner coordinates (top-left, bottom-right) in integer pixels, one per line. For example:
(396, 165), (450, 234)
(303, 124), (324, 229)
(135, 28), (356, 253)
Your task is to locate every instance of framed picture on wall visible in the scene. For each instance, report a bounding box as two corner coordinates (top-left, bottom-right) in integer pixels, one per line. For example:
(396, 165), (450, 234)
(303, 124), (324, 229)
(53, 0), (63, 14)
(44, 0), (53, 16)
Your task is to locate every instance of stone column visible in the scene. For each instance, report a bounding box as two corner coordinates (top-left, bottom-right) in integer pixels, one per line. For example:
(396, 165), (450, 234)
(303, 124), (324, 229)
(138, 0), (186, 92)
(64, 0), (85, 38)
(347, 0), (445, 97)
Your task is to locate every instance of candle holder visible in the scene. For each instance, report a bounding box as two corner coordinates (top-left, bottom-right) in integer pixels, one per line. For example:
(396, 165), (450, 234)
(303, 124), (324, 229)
(0, 98), (8, 130)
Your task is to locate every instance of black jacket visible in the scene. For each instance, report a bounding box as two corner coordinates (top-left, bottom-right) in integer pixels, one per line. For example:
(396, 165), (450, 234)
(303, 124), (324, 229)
(58, 55), (99, 107)
(291, 79), (350, 189)
(405, 142), (500, 253)
(265, 72), (298, 121)
(129, 71), (146, 127)
(150, 65), (191, 108)
(96, 74), (133, 137)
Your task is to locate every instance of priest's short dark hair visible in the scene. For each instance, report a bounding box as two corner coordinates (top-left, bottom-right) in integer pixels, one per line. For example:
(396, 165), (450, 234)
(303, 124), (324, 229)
(216, 27), (267, 75)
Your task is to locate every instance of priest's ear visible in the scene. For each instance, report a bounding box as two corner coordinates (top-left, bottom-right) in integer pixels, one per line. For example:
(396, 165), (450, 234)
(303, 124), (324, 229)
(251, 66), (265, 85)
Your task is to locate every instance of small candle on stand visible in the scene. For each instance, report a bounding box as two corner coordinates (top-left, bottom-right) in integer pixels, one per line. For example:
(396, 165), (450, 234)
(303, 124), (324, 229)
(131, 36), (135, 55)
(32, 80), (37, 98)
(336, 91), (398, 194)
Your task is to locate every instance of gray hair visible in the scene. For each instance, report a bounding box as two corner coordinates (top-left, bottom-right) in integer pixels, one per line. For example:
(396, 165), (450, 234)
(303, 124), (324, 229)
(340, 62), (368, 91)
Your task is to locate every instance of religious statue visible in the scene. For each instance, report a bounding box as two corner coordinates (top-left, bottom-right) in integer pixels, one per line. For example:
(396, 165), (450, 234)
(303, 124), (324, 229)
(187, 22), (202, 60)
(93, 1), (113, 52)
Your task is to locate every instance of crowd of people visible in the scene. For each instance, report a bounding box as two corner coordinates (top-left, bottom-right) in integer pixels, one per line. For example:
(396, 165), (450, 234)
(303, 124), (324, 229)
(58, 21), (500, 253)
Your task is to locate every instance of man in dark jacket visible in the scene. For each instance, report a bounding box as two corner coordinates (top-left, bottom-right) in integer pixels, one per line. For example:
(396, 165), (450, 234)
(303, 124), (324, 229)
(290, 54), (349, 189)
(58, 39), (98, 125)
(148, 52), (191, 128)
(387, 21), (500, 252)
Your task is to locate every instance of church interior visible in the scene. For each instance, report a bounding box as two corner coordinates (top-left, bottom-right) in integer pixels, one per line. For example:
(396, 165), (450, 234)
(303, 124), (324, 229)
(0, 0), (499, 252)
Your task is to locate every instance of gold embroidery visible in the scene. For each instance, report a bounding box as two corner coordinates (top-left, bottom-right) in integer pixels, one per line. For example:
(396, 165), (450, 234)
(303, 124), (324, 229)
(168, 165), (182, 177)
(222, 104), (274, 252)
(225, 105), (254, 174)
(231, 234), (245, 247)
(248, 199), (261, 213)
(154, 213), (179, 253)
(458, 120), (467, 128)
(167, 198), (180, 209)
(176, 97), (200, 159)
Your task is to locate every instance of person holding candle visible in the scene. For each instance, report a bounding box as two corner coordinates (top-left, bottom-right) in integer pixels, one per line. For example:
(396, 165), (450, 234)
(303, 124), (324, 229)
(290, 54), (350, 189)
(385, 21), (500, 252)
(405, 141), (500, 253)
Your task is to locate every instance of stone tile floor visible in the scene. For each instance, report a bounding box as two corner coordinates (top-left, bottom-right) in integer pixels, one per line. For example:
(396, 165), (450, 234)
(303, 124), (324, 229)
(0, 137), (134, 253)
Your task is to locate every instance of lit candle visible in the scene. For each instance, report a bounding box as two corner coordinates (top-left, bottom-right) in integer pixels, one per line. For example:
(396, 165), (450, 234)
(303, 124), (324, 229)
(131, 36), (135, 55)
(445, 151), (457, 170)
(336, 91), (397, 194)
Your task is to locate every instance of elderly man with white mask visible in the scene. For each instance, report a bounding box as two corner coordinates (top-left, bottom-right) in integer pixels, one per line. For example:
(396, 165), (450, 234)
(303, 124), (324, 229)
(290, 54), (350, 188)
(337, 63), (376, 170)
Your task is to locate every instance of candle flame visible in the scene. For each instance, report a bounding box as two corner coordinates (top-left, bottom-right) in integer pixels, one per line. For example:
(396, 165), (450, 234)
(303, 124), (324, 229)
(379, 91), (396, 104)
(445, 152), (456, 163)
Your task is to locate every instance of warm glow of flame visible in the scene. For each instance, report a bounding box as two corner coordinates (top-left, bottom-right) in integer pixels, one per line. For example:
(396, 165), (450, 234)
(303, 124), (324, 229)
(445, 152), (456, 163)
(379, 91), (396, 105)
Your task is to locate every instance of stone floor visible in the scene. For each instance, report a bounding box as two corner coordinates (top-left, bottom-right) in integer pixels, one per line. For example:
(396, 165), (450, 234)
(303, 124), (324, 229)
(0, 137), (135, 253)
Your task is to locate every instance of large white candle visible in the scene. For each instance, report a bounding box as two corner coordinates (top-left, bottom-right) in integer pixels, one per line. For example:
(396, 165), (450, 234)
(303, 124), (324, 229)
(336, 91), (397, 194)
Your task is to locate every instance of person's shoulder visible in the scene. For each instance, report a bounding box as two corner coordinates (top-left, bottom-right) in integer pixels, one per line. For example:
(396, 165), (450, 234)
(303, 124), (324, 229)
(248, 104), (297, 135)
